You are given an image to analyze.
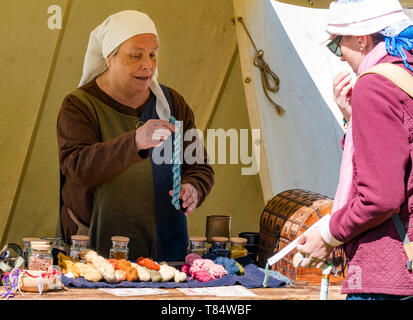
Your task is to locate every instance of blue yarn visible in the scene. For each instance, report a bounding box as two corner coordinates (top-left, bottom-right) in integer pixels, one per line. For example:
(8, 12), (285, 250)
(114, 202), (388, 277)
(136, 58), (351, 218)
(384, 25), (413, 71)
(214, 257), (240, 275)
(169, 116), (181, 210)
(259, 266), (293, 286)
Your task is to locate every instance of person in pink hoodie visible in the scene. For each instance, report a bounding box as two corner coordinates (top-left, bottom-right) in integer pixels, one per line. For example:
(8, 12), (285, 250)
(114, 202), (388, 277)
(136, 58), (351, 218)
(297, 0), (413, 300)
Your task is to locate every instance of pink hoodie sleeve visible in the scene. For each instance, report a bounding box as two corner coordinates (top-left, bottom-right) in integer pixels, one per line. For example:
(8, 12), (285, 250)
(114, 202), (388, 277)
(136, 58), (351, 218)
(329, 74), (410, 243)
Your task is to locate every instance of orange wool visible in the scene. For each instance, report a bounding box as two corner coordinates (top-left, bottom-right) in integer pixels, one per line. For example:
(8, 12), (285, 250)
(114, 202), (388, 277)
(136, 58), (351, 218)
(116, 259), (138, 282)
(107, 259), (118, 270)
(137, 257), (160, 271)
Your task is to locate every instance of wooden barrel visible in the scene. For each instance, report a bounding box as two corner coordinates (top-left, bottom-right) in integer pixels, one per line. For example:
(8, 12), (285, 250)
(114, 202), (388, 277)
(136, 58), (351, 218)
(258, 189), (345, 285)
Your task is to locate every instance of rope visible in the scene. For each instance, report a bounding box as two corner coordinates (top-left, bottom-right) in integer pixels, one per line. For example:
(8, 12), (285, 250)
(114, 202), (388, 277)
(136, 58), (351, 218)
(169, 116), (182, 210)
(236, 17), (285, 116)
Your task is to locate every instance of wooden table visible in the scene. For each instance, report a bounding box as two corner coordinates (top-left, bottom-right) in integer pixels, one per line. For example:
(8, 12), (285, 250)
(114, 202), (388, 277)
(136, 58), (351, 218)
(8, 285), (346, 300)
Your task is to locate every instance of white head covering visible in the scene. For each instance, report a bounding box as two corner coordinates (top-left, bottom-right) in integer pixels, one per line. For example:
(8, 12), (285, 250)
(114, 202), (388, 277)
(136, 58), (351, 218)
(325, 0), (410, 36)
(79, 10), (170, 120)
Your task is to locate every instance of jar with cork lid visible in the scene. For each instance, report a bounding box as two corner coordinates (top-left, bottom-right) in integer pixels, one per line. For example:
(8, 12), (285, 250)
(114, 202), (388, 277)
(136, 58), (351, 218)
(109, 236), (129, 259)
(188, 236), (208, 256)
(28, 241), (53, 271)
(70, 235), (89, 261)
(229, 237), (248, 259)
(22, 237), (41, 269)
(209, 237), (230, 257)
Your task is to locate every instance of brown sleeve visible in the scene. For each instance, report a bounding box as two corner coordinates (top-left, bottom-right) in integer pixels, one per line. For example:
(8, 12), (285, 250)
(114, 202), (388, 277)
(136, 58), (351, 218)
(168, 87), (215, 207)
(57, 94), (148, 188)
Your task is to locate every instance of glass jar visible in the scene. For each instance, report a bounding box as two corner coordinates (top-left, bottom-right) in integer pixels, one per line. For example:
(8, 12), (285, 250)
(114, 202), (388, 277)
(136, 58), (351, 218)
(70, 235), (89, 261)
(22, 237), (41, 269)
(209, 236), (230, 257)
(230, 237), (248, 259)
(28, 243), (53, 271)
(109, 236), (129, 259)
(43, 237), (67, 265)
(188, 236), (208, 256)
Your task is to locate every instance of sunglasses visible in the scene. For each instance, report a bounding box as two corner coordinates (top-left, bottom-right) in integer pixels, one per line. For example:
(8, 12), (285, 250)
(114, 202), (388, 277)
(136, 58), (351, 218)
(327, 35), (343, 57)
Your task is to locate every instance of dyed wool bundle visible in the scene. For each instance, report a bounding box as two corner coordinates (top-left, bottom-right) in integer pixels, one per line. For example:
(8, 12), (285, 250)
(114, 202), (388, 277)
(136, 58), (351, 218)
(189, 259), (227, 280)
(107, 259), (118, 270)
(185, 253), (201, 266)
(137, 257), (160, 271)
(115, 270), (127, 282)
(117, 259), (138, 282)
(191, 270), (213, 282)
(169, 116), (182, 210)
(75, 262), (102, 282)
(159, 262), (187, 283)
(159, 263), (175, 282)
(80, 250), (117, 283)
(214, 257), (240, 275)
(57, 253), (81, 277)
(146, 267), (162, 282)
(181, 263), (191, 276)
(173, 268), (187, 283)
(131, 263), (150, 282)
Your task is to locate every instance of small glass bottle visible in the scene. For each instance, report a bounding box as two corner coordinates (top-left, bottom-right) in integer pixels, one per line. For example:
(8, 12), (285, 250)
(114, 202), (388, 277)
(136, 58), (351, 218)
(109, 236), (129, 260)
(188, 236), (208, 256)
(209, 236), (230, 257)
(43, 237), (67, 265)
(70, 235), (89, 261)
(230, 237), (248, 259)
(28, 243), (53, 271)
(22, 237), (41, 269)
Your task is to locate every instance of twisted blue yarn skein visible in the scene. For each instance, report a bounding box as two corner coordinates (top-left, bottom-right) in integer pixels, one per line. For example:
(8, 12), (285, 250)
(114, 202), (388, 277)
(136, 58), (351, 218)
(169, 116), (182, 210)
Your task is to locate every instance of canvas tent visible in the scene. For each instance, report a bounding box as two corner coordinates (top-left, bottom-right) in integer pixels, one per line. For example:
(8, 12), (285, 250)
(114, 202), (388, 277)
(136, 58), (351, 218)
(1, 0), (412, 249)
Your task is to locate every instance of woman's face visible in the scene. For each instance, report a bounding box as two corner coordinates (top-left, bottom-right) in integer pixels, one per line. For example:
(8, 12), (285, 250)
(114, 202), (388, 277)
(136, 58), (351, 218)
(106, 33), (159, 96)
(337, 35), (369, 73)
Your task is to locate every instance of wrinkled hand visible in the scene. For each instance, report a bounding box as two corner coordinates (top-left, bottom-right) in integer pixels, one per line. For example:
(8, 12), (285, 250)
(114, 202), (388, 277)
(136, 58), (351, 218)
(169, 183), (198, 216)
(333, 71), (353, 122)
(135, 119), (176, 150)
(296, 228), (334, 269)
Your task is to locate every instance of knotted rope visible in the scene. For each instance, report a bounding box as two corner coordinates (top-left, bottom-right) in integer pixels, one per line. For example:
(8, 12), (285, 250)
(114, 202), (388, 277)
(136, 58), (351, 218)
(236, 16), (285, 116)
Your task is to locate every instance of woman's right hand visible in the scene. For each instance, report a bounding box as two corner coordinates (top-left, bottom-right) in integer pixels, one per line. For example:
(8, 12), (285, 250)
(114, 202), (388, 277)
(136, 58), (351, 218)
(135, 119), (177, 150)
(333, 71), (353, 122)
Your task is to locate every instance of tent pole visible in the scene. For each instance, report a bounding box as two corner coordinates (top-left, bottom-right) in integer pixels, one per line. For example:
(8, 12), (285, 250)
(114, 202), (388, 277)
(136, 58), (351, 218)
(233, 0), (273, 204)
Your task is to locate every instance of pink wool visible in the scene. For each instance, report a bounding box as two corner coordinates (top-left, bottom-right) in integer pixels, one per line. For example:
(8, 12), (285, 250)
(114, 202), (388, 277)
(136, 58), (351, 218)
(193, 270), (213, 282)
(181, 263), (191, 276)
(185, 253), (202, 266)
(189, 259), (227, 280)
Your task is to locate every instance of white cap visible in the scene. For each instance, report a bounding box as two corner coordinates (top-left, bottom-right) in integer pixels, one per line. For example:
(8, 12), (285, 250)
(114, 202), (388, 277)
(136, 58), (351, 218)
(79, 10), (171, 120)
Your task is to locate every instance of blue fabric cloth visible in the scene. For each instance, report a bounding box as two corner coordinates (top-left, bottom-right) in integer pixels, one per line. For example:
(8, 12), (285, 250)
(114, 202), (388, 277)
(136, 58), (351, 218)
(60, 263), (285, 289)
(143, 85), (188, 262)
(383, 25), (413, 71)
(347, 293), (413, 300)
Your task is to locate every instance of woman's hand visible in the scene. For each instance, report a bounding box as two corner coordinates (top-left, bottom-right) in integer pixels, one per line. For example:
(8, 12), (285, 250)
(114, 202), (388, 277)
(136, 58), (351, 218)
(296, 228), (334, 269)
(135, 119), (176, 150)
(169, 183), (198, 216)
(333, 71), (353, 122)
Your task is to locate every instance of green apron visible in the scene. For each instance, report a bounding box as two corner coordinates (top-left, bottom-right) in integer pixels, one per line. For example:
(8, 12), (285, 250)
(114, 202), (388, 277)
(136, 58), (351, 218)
(71, 89), (157, 260)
